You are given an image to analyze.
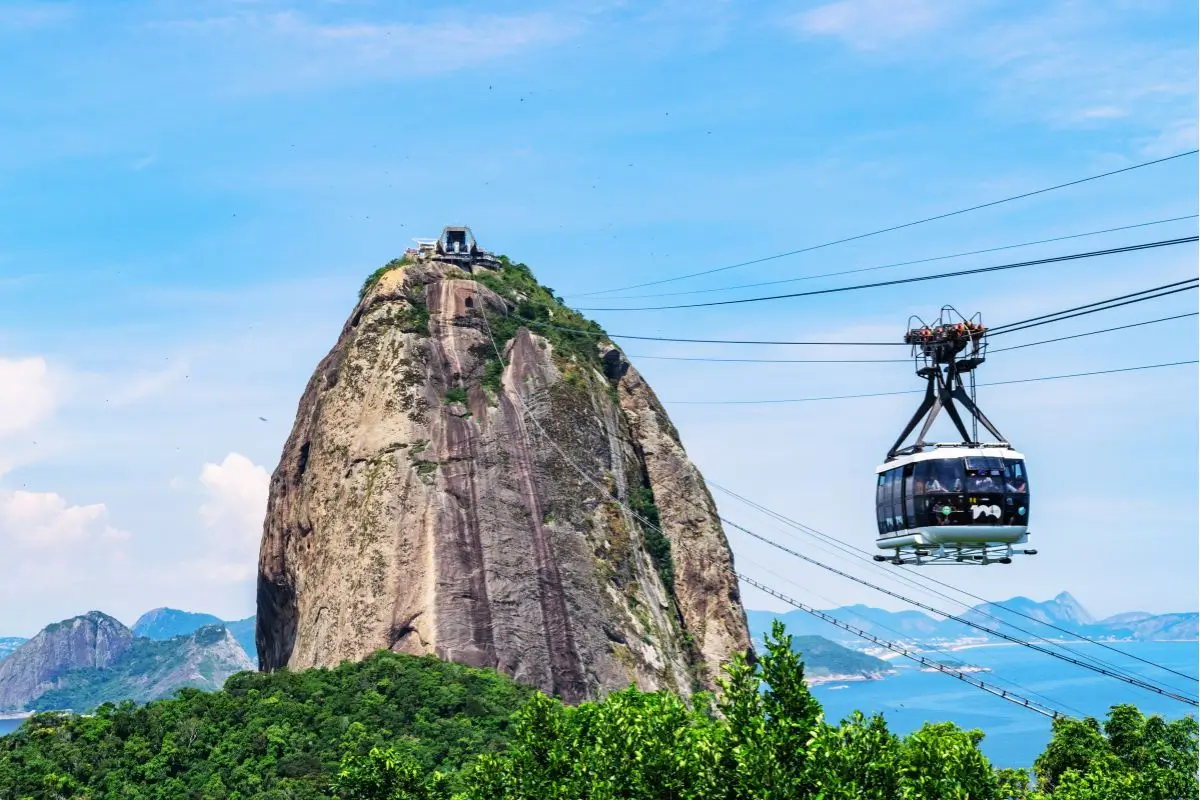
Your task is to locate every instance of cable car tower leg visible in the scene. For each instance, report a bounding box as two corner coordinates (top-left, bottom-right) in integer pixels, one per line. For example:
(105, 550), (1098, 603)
(948, 381), (1007, 444)
(938, 373), (976, 444)
(888, 374), (939, 459)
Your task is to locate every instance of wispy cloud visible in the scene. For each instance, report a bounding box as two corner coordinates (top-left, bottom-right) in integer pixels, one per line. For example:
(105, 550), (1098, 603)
(148, 8), (584, 92)
(787, 0), (957, 51)
(0, 356), (58, 438)
(0, 3), (75, 32)
(781, 0), (1196, 150)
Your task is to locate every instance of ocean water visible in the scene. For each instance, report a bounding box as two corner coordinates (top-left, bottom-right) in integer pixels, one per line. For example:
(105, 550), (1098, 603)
(809, 640), (1199, 769)
(0, 643), (1195, 770)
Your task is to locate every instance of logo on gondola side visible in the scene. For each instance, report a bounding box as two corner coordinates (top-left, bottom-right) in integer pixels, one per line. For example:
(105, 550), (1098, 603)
(970, 504), (1002, 520)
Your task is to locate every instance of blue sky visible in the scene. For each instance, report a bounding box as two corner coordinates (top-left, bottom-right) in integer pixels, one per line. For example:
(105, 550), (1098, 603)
(0, 0), (1196, 637)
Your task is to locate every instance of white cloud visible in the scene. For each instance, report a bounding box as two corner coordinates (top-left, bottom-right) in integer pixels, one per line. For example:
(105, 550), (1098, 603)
(199, 451), (270, 541)
(191, 452), (270, 593)
(1136, 118), (1199, 158)
(1076, 106), (1128, 120)
(789, 0), (955, 50)
(0, 489), (130, 549)
(0, 356), (57, 437)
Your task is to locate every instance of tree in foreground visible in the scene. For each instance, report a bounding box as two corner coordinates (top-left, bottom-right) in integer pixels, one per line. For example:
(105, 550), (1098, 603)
(339, 621), (1009, 799)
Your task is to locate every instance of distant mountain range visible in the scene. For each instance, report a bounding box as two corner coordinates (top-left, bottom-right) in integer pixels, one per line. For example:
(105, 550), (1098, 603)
(0, 611), (254, 713)
(1, 593), (1191, 713)
(0, 609), (258, 669)
(132, 608), (257, 665)
(747, 592), (1198, 649)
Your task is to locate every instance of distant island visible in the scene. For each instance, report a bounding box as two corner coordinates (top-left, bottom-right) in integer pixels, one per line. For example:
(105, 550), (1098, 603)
(787, 635), (895, 685)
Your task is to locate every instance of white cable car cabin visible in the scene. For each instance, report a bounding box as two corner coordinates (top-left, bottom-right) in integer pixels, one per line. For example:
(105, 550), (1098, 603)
(875, 307), (1037, 565)
(875, 446), (1030, 562)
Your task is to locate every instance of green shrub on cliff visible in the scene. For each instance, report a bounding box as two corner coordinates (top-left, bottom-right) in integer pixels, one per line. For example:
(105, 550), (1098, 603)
(360, 257), (413, 300)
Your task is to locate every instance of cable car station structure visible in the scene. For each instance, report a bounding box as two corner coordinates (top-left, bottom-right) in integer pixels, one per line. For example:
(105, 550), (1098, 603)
(874, 306), (1036, 566)
(407, 225), (502, 271)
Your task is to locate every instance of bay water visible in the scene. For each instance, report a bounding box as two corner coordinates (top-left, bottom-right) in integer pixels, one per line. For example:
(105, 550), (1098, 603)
(809, 640), (1198, 768)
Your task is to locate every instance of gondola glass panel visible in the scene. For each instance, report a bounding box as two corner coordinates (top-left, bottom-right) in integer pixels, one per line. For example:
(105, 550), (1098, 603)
(1004, 459), (1030, 526)
(924, 459), (964, 526)
(903, 463), (917, 528)
(875, 471), (889, 534)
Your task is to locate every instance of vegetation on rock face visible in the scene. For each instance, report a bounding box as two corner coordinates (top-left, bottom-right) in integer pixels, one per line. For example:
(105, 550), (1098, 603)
(360, 257), (413, 300)
(3, 621), (1192, 799)
(466, 256), (610, 387)
(629, 485), (674, 591)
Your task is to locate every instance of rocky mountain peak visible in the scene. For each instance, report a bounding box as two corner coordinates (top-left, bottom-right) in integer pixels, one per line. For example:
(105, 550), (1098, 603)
(257, 252), (752, 702)
(0, 612), (133, 711)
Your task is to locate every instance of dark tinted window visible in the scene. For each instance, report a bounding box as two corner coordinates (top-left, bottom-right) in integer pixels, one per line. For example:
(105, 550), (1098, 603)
(1004, 459), (1029, 494)
(903, 464), (916, 526)
(913, 460), (931, 495)
(891, 467), (905, 531)
(925, 459), (963, 493)
(965, 456), (1004, 493)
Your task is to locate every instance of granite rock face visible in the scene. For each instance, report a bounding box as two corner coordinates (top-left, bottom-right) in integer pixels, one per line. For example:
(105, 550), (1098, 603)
(0, 611), (132, 711)
(257, 259), (752, 702)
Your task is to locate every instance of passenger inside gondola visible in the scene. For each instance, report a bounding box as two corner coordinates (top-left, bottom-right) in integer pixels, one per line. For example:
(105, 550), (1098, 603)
(967, 473), (999, 492)
(1004, 460), (1028, 493)
(926, 461), (963, 493)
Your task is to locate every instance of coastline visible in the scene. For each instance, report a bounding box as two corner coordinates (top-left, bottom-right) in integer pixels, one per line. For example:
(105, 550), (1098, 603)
(0, 712), (32, 721)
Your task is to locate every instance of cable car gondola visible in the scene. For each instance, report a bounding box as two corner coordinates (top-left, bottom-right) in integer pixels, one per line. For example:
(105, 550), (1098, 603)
(873, 307), (1037, 566)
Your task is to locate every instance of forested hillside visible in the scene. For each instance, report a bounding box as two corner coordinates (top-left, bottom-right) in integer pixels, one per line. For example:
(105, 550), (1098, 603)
(1, 623), (1193, 799)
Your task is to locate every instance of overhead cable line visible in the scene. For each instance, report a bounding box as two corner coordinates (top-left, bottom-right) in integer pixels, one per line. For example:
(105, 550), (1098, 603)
(572, 237), (1199, 312)
(626, 312), (1198, 365)
(566, 149), (1200, 298)
(738, 572), (1069, 719)
(483, 292), (1193, 702)
(989, 281), (1198, 337)
(721, 514), (1199, 707)
(472, 294), (1072, 720)
(992, 312), (1198, 353)
(990, 278), (1198, 332)
(593, 214), (1200, 302)
(733, 522), (1162, 701)
(515, 316), (903, 346)
(513, 277), (1197, 348)
(711, 481), (1200, 687)
(738, 555), (1090, 718)
(666, 359), (1199, 405)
